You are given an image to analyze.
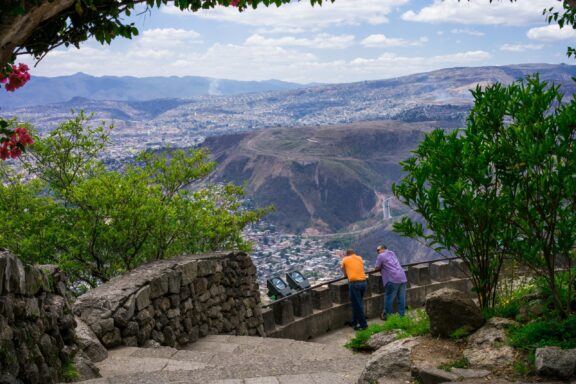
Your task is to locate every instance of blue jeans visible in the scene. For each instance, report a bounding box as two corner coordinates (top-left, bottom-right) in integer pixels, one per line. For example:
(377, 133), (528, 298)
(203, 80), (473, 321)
(349, 280), (368, 328)
(384, 282), (406, 317)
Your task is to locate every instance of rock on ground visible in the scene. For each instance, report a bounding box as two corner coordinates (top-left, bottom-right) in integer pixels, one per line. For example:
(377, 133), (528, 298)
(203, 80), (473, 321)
(535, 347), (576, 379)
(425, 288), (484, 338)
(463, 317), (517, 369)
(357, 337), (420, 384)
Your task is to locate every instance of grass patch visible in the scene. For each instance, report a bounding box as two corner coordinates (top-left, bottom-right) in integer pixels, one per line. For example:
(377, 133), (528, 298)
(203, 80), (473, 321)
(508, 314), (576, 353)
(61, 360), (79, 382)
(449, 327), (471, 340)
(345, 309), (429, 351)
(437, 357), (470, 371)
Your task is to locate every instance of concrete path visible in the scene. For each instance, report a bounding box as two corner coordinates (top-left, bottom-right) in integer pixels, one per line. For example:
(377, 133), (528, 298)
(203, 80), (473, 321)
(82, 328), (369, 384)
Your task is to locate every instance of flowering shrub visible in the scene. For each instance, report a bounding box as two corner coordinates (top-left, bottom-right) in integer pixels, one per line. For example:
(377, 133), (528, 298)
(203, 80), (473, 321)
(0, 119), (34, 160)
(0, 63), (30, 92)
(0, 63), (33, 160)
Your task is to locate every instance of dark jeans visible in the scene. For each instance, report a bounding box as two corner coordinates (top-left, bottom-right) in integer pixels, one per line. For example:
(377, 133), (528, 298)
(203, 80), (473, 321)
(349, 280), (368, 328)
(384, 282), (407, 317)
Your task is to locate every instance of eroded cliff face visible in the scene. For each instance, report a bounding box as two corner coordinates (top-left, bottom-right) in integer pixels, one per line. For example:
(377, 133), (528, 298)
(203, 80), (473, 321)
(203, 120), (431, 234)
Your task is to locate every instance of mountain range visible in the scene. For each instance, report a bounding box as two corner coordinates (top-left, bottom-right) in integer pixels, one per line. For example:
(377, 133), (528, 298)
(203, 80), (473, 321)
(0, 72), (307, 109)
(3, 64), (574, 142)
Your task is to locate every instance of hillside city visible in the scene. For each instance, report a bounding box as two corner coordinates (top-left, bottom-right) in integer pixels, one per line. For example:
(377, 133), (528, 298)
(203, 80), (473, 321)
(243, 221), (344, 302)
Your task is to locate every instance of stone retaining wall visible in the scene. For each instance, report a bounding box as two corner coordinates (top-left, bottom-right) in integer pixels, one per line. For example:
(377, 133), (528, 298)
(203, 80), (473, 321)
(263, 258), (473, 340)
(0, 249), (79, 384)
(73, 252), (264, 349)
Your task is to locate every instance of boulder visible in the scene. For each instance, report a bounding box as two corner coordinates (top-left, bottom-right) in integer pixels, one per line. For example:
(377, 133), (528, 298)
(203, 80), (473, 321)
(366, 331), (399, 351)
(425, 288), (484, 338)
(357, 337), (420, 384)
(74, 317), (108, 362)
(535, 347), (576, 379)
(73, 351), (101, 381)
(463, 317), (517, 368)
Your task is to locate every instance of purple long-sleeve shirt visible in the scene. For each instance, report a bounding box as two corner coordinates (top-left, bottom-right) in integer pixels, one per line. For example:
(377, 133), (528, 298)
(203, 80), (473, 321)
(375, 249), (407, 285)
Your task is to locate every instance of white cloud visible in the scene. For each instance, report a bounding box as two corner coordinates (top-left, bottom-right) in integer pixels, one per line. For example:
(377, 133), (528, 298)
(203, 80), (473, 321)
(245, 33), (354, 49)
(402, 0), (558, 26)
(138, 28), (201, 49)
(500, 43), (543, 52)
(162, 0), (408, 29)
(450, 28), (484, 37)
(24, 34), (494, 85)
(255, 26), (309, 35)
(360, 34), (427, 48)
(527, 24), (576, 41)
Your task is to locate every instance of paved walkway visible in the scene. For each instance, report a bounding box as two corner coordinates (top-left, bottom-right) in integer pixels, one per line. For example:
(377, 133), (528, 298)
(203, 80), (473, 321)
(82, 327), (369, 384)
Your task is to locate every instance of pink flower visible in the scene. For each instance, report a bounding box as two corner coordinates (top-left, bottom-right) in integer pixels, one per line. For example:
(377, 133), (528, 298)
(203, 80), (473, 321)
(0, 126), (34, 160)
(231, 0), (240, 6)
(0, 63), (30, 92)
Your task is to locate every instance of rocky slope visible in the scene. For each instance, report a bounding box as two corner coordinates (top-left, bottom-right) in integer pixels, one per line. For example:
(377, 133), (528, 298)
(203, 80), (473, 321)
(203, 120), (432, 233)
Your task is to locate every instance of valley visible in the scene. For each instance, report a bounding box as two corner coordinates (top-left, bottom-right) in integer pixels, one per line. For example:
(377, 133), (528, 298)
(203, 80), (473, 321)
(3, 63), (575, 290)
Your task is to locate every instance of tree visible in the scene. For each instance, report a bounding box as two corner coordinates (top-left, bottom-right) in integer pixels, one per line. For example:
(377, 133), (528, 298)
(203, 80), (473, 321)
(479, 76), (576, 317)
(0, 0), (334, 69)
(0, 112), (271, 287)
(392, 115), (510, 310)
(393, 75), (576, 316)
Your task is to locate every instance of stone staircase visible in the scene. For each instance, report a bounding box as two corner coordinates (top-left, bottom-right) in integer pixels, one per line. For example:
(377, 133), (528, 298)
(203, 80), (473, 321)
(82, 334), (369, 384)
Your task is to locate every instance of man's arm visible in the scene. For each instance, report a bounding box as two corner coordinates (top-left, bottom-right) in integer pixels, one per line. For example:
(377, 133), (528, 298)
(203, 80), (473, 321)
(374, 254), (382, 272)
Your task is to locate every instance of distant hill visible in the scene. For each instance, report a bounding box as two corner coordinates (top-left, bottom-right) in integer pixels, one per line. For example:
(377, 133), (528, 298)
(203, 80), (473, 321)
(0, 72), (308, 108)
(202, 120), (442, 262)
(4, 64), (575, 140)
(203, 120), (435, 233)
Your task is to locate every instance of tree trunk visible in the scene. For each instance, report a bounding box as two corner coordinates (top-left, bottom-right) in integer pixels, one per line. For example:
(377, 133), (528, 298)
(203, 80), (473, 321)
(0, 0), (75, 67)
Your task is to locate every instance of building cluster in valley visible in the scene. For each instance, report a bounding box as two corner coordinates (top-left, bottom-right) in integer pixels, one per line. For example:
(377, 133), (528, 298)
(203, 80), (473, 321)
(243, 221), (345, 302)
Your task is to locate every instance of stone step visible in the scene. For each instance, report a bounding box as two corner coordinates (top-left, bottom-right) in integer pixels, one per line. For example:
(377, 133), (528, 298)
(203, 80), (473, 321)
(81, 335), (368, 384)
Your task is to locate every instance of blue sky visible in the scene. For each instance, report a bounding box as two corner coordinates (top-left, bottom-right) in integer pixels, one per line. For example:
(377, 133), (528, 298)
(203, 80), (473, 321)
(24, 0), (576, 84)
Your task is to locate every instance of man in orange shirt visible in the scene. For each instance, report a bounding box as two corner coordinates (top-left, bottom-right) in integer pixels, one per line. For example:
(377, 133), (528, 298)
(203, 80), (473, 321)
(341, 249), (368, 330)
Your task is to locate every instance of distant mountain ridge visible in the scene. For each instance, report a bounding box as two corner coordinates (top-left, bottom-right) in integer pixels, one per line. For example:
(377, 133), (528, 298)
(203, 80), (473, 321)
(3, 64), (575, 140)
(0, 72), (308, 108)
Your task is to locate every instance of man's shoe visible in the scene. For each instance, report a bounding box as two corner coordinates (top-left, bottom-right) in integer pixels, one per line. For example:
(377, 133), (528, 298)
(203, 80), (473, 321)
(380, 311), (387, 321)
(353, 325), (368, 331)
(344, 321), (355, 327)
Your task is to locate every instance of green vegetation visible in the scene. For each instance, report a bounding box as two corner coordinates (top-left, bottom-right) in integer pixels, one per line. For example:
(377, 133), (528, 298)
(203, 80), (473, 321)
(0, 0), (336, 68)
(509, 315), (576, 353)
(393, 76), (576, 315)
(61, 360), (79, 382)
(345, 309), (429, 351)
(437, 357), (470, 371)
(0, 113), (270, 287)
(449, 327), (471, 340)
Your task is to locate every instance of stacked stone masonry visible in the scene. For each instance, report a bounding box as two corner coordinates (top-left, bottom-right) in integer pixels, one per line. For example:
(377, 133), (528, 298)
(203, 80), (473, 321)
(0, 249), (80, 384)
(264, 258), (472, 340)
(73, 252), (264, 350)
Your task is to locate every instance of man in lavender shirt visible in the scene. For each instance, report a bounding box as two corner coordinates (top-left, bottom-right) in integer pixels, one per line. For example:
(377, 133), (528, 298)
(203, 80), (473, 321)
(375, 244), (407, 320)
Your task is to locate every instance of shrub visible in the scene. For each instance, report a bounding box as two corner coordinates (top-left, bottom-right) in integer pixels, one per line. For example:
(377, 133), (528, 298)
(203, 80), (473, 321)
(509, 314), (576, 353)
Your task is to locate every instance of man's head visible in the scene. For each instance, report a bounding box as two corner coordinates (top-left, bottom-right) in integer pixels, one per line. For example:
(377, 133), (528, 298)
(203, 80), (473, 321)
(376, 245), (387, 253)
(346, 249), (355, 256)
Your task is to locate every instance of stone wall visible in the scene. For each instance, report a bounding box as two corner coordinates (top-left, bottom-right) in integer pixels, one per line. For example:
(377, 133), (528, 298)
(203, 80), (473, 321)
(263, 258), (473, 340)
(0, 249), (80, 384)
(73, 252), (264, 349)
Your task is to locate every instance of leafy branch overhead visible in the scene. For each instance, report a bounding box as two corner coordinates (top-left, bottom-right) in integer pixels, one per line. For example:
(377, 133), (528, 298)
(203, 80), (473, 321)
(0, 0), (334, 68)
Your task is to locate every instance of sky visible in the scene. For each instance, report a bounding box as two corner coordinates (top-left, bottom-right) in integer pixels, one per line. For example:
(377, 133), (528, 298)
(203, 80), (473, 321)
(23, 0), (576, 84)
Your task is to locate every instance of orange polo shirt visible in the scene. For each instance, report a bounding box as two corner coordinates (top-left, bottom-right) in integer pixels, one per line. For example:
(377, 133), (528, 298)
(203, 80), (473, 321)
(341, 254), (367, 282)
